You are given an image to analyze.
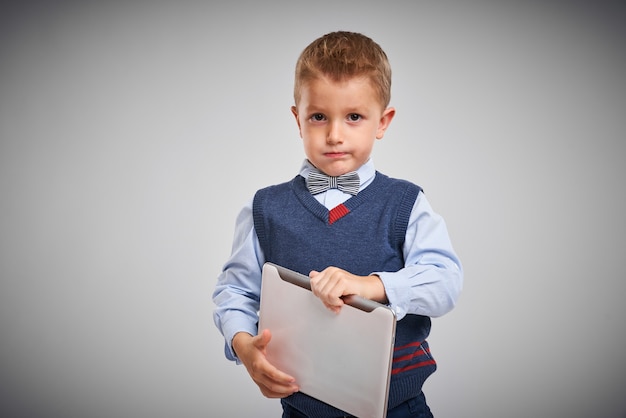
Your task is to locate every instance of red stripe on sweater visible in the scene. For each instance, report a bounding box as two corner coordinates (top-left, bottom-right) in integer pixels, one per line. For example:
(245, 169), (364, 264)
(393, 345), (431, 363)
(329, 204), (350, 224)
(391, 359), (437, 375)
(394, 341), (426, 352)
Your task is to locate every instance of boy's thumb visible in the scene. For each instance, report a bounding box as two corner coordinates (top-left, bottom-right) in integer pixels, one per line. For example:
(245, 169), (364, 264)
(255, 328), (272, 349)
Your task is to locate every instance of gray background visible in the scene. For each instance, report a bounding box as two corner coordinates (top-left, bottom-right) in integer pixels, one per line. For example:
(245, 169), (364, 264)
(1, 1), (625, 417)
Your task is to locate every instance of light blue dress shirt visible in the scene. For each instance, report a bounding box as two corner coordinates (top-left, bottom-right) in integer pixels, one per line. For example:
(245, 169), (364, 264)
(213, 159), (463, 362)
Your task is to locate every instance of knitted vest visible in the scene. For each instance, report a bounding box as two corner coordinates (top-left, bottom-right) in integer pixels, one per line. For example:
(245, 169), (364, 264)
(253, 172), (436, 416)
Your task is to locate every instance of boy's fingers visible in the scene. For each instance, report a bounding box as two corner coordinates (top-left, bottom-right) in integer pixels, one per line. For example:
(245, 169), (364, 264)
(324, 301), (343, 314)
(310, 271), (347, 309)
(258, 363), (299, 397)
(265, 360), (296, 380)
(262, 352), (298, 386)
(259, 380), (299, 398)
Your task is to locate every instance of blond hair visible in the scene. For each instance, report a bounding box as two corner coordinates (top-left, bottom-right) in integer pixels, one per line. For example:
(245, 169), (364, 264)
(293, 31), (392, 108)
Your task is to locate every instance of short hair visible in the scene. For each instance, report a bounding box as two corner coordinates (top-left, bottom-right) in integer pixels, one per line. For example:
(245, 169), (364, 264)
(293, 31), (392, 108)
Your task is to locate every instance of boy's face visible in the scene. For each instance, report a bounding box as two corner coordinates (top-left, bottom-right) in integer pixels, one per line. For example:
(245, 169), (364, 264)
(291, 76), (395, 177)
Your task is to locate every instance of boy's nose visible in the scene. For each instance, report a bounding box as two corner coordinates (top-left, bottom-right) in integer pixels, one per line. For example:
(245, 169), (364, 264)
(326, 121), (343, 144)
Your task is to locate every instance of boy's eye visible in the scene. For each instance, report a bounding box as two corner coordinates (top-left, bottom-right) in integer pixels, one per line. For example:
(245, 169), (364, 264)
(311, 113), (325, 121)
(348, 114), (362, 122)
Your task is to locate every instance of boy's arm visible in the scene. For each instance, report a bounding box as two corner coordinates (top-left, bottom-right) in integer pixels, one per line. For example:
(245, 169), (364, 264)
(213, 200), (299, 398)
(375, 192), (463, 319)
(309, 192), (462, 319)
(212, 199), (264, 361)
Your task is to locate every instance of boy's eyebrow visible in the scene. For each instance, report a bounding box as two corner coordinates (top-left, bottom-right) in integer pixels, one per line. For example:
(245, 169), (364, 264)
(302, 106), (370, 117)
(302, 100), (370, 112)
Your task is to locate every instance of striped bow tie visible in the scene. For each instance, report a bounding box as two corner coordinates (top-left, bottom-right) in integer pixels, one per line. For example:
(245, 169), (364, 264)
(307, 169), (360, 196)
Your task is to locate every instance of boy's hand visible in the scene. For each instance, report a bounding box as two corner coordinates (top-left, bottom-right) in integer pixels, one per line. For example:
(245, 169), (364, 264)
(232, 329), (299, 398)
(309, 267), (388, 313)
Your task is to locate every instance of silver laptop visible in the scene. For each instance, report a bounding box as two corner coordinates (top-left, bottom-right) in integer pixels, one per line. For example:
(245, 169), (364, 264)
(259, 262), (396, 418)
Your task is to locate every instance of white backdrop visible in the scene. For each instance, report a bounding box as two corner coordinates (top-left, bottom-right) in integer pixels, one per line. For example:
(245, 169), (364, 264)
(1, 1), (625, 417)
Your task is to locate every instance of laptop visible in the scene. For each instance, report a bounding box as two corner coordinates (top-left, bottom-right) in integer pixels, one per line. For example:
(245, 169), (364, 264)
(259, 262), (397, 418)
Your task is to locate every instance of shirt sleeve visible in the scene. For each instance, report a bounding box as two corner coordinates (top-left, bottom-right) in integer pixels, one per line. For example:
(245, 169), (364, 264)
(374, 192), (463, 320)
(212, 198), (265, 363)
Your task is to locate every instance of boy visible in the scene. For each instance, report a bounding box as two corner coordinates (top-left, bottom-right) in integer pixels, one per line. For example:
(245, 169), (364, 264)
(213, 31), (463, 417)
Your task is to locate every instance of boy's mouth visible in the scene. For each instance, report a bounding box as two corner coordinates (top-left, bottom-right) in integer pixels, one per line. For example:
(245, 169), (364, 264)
(324, 152), (347, 158)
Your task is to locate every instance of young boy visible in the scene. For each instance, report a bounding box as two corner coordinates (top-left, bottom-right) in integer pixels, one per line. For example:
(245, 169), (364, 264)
(213, 31), (463, 417)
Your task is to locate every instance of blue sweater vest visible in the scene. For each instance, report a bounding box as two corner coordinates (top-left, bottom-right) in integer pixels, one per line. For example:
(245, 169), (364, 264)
(253, 172), (436, 416)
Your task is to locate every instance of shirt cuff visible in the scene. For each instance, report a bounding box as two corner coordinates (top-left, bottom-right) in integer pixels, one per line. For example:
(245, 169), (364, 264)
(222, 317), (258, 363)
(374, 271), (408, 320)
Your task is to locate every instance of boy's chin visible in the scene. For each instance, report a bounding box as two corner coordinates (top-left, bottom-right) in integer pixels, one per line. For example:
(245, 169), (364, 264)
(314, 161), (363, 177)
(320, 167), (357, 177)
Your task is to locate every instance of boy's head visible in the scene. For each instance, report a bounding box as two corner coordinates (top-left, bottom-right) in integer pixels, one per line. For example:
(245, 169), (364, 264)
(291, 31), (396, 177)
(293, 31), (392, 110)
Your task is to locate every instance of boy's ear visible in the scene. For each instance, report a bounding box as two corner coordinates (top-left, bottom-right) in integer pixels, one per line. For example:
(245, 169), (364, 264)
(291, 106), (303, 137)
(376, 107), (395, 139)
